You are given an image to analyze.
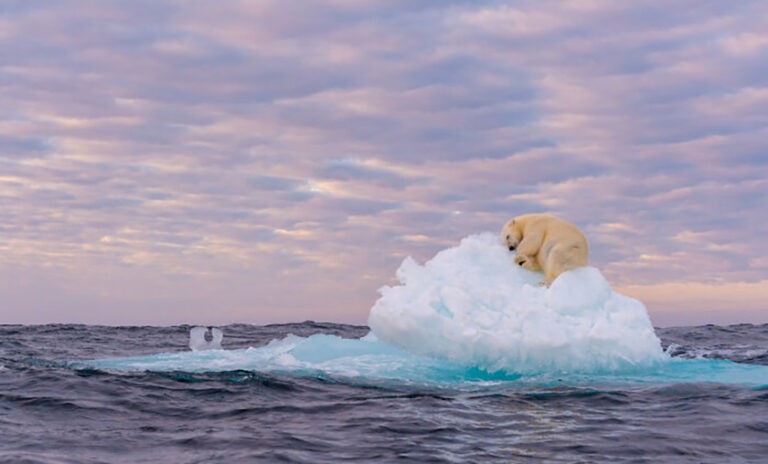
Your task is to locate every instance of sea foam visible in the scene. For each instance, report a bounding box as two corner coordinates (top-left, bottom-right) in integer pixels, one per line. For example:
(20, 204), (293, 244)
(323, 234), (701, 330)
(368, 233), (667, 374)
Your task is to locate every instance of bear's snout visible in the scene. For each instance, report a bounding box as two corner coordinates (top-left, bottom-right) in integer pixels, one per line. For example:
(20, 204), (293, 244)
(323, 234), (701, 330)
(509, 245), (516, 251)
(517, 259), (526, 266)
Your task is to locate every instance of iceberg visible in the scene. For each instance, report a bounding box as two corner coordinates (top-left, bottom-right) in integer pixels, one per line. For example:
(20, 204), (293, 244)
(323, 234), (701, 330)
(369, 233), (666, 374)
(78, 233), (768, 387)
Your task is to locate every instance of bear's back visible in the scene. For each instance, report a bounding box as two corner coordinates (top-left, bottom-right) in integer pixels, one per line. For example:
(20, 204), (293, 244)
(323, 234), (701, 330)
(519, 214), (587, 248)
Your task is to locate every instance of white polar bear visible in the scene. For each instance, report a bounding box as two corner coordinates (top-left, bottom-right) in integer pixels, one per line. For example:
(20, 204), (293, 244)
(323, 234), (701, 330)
(501, 213), (589, 286)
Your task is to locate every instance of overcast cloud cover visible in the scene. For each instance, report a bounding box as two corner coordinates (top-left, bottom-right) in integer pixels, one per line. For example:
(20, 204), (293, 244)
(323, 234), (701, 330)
(1, 0), (767, 326)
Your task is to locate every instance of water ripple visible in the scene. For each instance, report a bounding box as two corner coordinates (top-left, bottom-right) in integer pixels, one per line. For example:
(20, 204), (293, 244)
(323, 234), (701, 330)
(1, 322), (768, 463)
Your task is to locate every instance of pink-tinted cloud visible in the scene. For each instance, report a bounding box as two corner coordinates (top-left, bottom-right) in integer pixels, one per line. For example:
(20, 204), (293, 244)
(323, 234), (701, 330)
(1, 1), (767, 326)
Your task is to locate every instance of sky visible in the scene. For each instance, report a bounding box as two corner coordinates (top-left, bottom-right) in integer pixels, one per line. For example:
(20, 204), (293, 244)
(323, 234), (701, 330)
(1, 0), (767, 327)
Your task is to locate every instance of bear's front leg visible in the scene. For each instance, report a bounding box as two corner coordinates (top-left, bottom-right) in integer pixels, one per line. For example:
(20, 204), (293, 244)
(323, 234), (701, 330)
(514, 254), (536, 271)
(515, 233), (543, 259)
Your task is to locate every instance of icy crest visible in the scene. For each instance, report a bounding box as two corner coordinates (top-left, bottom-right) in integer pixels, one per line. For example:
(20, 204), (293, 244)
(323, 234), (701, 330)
(368, 233), (666, 373)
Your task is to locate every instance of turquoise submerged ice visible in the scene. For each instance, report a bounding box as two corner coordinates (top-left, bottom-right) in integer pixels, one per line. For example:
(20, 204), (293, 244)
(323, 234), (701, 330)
(369, 233), (666, 374)
(83, 233), (768, 387)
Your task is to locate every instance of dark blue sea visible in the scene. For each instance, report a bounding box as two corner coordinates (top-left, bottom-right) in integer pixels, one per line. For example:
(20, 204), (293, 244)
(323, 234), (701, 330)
(1, 322), (767, 463)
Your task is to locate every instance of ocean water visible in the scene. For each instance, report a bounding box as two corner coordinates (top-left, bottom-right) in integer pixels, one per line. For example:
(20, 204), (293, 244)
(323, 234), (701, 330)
(1, 322), (768, 463)
(3, 235), (768, 463)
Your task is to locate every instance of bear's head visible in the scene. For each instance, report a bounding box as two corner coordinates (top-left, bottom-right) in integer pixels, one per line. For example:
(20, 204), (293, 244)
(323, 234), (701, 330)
(501, 219), (522, 251)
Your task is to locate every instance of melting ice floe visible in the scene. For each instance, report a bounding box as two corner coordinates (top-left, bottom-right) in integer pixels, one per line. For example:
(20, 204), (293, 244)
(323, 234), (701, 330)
(79, 233), (768, 387)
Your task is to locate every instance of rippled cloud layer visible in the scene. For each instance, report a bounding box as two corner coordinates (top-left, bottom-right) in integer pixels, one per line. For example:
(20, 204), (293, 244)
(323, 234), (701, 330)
(2, 1), (767, 325)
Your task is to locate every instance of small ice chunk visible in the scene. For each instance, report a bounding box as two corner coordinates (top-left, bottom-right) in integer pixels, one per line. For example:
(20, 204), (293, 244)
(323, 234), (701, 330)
(189, 326), (224, 351)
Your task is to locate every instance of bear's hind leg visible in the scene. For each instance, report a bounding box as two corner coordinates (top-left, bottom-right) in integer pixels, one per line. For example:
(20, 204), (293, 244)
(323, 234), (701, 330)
(543, 246), (568, 285)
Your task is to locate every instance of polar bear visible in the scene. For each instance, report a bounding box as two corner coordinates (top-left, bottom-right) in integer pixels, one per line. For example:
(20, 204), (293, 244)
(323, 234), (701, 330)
(501, 214), (589, 286)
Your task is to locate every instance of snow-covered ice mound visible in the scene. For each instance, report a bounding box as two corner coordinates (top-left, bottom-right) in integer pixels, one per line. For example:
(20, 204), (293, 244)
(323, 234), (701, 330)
(368, 233), (667, 374)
